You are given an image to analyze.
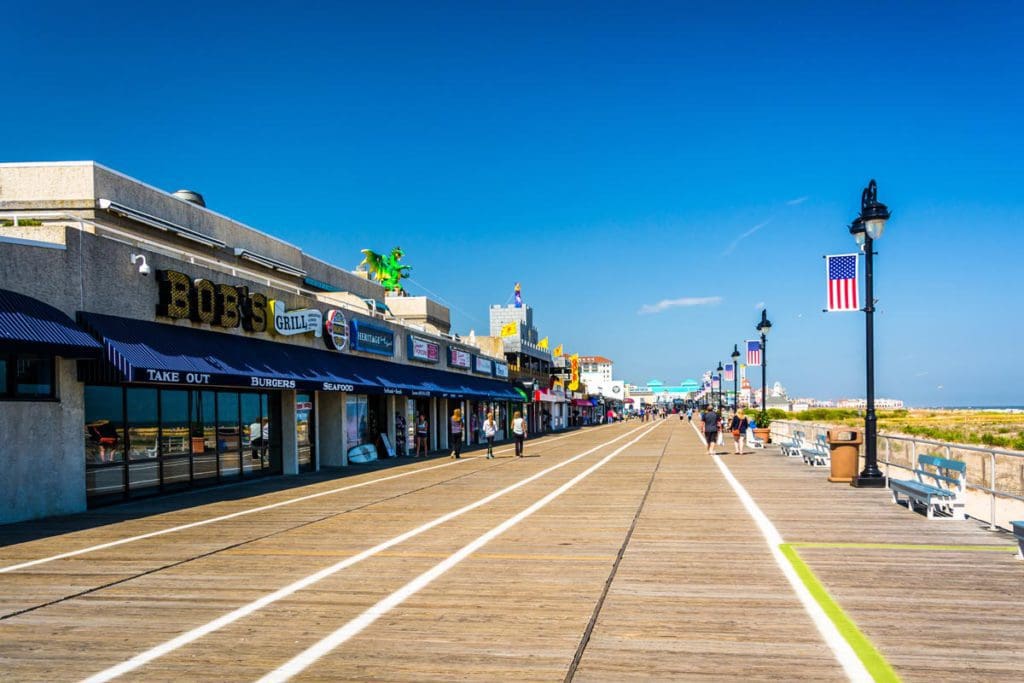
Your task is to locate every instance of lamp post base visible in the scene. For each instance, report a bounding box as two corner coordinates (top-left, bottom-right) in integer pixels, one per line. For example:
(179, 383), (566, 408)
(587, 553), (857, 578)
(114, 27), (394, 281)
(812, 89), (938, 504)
(851, 474), (886, 488)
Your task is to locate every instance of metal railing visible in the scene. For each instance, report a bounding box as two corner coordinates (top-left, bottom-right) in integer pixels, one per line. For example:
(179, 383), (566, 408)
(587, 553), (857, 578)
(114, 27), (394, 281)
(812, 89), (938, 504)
(771, 419), (1024, 531)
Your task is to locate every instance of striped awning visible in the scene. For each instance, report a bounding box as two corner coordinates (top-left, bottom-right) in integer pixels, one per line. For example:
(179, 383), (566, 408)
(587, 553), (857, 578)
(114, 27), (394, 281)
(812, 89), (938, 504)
(0, 288), (101, 356)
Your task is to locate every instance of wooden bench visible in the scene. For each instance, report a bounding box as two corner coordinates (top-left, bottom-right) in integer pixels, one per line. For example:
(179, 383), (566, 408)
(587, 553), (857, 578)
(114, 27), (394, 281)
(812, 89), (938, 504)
(1013, 521), (1024, 560)
(889, 454), (967, 520)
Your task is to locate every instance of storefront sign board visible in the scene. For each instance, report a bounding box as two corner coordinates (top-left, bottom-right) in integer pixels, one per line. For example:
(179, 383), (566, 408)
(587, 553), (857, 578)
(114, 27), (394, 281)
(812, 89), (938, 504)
(349, 320), (395, 356)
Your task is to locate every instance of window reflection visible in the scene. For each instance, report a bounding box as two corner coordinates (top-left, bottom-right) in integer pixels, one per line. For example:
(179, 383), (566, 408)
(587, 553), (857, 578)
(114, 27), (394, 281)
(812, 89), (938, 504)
(241, 393), (262, 474)
(85, 386), (124, 465)
(161, 389), (190, 485)
(218, 392), (240, 478)
(346, 395), (369, 446)
(192, 390), (218, 481)
(297, 393), (313, 470)
(126, 387), (159, 492)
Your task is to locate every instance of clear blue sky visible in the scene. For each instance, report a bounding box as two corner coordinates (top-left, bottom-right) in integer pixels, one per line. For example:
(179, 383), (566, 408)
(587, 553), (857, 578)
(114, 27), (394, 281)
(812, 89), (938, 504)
(6, 1), (1023, 406)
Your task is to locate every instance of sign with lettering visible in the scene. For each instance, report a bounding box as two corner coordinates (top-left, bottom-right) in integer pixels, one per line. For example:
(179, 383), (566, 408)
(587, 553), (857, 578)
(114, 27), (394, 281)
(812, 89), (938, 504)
(349, 319), (395, 356)
(156, 269), (268, 332)
(324, 309), (348, 351)
(447, 347), (471, 369)
(270, 300), (323, 337)
(494, 361), (509, 378)
(407, 335), (440, 363)
(473, 356), (493, 375)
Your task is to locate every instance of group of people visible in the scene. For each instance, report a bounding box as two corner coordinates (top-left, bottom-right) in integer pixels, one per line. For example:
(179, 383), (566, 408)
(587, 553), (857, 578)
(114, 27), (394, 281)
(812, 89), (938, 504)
(408, 409), (529, 460)
(700, 406), (750, 455)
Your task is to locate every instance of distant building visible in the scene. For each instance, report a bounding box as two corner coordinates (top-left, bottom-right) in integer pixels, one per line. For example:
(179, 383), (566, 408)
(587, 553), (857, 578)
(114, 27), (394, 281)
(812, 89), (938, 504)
(837, 398), (904, 409)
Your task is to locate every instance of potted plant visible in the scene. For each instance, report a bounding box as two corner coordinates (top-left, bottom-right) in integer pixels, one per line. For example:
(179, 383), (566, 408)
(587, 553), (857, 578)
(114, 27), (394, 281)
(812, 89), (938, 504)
(753, 410), (771, 444)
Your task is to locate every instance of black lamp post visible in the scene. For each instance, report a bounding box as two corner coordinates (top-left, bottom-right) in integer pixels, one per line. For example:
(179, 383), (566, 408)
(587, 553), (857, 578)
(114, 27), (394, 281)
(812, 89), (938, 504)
(731, 344), (740, 412)
(849, 179), (890, 488)
(716, 361), (724, 412)
(756, 309), (772, 414)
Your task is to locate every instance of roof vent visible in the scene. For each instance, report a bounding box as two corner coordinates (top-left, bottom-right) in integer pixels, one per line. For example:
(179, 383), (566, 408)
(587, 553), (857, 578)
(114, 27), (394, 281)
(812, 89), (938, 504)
(172, 189), (206, 207)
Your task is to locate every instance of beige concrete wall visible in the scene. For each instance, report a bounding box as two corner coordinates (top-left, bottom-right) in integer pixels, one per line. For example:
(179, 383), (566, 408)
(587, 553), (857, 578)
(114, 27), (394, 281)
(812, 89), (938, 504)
(0, 359), (86, 524)
(0, 162), (94, 208)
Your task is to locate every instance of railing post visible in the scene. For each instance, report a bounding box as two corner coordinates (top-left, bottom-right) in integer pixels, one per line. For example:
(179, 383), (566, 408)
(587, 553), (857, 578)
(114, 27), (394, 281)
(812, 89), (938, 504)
(989, 450), (997, 531)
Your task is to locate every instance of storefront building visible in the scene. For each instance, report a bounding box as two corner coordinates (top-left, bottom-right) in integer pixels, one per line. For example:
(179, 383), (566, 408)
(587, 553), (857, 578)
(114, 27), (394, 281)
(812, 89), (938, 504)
(0, 161), (517, 523)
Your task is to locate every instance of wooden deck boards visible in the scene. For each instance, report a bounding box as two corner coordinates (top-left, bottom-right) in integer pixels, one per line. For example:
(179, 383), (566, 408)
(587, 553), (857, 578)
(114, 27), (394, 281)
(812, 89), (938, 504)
(0, 420), (1020, 681)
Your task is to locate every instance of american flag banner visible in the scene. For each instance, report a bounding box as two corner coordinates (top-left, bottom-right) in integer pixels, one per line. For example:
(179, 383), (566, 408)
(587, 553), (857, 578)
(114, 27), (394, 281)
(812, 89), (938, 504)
(712, 376), (720, 390)
(724, 363), (734, 381)
(826, 253), (860, 312)
(746, 340), (761, 366)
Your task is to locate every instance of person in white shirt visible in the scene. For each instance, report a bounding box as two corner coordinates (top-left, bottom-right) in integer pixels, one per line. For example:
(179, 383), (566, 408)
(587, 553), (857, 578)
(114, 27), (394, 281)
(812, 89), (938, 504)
(482, 411), (498, 459)
(511, 410), (528, 457)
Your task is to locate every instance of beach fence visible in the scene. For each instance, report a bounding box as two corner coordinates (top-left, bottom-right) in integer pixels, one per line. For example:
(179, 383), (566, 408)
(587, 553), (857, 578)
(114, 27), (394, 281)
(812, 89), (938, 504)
(771, 420), (1024, 532)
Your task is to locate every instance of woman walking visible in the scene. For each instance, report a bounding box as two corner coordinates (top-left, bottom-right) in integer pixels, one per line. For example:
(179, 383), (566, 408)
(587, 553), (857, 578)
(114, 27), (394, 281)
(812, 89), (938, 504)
(482, 411), (498, 459)
(449, 408), (464, 459)
(511, 410), (527, 457)
(415, 413), (429, 458)
(730, 409), (749, 454)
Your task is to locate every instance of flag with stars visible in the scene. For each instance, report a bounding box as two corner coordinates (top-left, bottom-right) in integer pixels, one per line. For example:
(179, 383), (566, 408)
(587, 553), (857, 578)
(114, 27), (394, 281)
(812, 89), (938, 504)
(826, 253), (859, 312)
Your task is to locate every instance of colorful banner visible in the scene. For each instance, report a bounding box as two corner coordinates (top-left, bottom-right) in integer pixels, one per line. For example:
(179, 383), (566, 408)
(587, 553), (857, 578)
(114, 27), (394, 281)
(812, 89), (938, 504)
(448, 347), (471, 369)
(568, 353), (580, 391)
(407, 334), (440, 363)
(553, 343), (563, 357)
(538, 337), (549, 350)
(500, 321), (517, 337)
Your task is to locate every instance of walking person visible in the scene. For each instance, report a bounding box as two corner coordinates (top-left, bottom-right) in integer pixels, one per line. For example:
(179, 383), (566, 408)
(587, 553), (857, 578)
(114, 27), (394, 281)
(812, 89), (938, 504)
(511, 410), (527, 457)
(701, 404), (720, 455)
(449, 408), (464, 458)
(730, 409), (749, 454)
(686, 407), (693, 423)
(482, 411), (498, 458)
(415, 413), (429, 458)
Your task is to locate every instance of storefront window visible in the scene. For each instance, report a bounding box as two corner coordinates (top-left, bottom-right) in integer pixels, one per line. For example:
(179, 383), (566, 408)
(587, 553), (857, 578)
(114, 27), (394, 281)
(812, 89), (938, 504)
(346, 395), (369, 447)
(192, 390), (218, 481)
(126, 387), (159, 493)
(241, 392), (262, 475)
(84, 386), (124, 465)
(0, 352), (54, 399)
(218, 391), (241, 478)
(161, 389), (190, 485)
(297, 393), (314, 471)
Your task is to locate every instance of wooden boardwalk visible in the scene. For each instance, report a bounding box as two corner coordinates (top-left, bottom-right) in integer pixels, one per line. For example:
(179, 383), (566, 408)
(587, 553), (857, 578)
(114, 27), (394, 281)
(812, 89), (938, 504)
(1, 420), (1021, 681)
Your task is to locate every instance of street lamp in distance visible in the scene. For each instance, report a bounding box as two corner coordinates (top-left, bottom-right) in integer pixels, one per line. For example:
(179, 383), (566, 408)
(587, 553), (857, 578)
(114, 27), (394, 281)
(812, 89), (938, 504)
(849, 179), (890, 488)
(716, 361), (724, 412)
(731, 344), (740, 412)
(756, 309), (772, 416)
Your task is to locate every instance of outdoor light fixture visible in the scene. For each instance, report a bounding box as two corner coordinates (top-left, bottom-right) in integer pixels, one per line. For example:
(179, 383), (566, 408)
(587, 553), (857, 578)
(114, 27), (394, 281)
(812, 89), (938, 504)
(850, 179), (891, 488)
(233, 247), (308, 278)
(98, 198), (226, 249)
(130, 253), (150, 276)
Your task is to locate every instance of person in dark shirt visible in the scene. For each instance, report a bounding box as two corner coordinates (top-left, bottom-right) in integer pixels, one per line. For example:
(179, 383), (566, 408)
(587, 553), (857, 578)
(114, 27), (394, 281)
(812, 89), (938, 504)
(701, 405), (720, 455)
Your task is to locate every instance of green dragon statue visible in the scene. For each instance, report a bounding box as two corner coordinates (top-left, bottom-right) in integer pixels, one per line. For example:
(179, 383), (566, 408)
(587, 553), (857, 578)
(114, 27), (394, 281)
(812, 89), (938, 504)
(359, 246), (411, 294)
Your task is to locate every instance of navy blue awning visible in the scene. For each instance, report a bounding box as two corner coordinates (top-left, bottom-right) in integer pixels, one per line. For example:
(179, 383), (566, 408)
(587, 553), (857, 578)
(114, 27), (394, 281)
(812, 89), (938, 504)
(0, 288), (102, 357)
(79, 312), (380, 392)
(77, 312), (521, 400)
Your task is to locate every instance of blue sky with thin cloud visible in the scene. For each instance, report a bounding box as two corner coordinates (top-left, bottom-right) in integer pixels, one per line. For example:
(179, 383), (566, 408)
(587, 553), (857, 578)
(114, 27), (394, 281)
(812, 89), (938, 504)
(3, 1), (1022, 405)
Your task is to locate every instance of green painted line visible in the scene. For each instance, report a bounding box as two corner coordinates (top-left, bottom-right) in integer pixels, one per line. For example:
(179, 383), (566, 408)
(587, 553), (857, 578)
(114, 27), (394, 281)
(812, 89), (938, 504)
(779, 543), (900, 683)
(790, 542), (1013, 552)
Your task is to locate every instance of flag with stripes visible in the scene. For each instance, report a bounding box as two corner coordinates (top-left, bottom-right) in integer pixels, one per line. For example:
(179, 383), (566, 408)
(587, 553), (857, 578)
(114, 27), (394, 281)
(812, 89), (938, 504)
(712, 375), (720, 390)
(724, 363), (734, 381)
(826, 253), (860, 312)
(746, 340), (761, 367)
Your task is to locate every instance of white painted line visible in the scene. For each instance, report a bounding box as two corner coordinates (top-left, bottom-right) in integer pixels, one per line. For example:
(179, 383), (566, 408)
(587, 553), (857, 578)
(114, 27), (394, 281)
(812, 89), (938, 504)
(1, 427), (600, 574)
(706, 437), (871, 681)
(78, 423), (649, 683)
(255, 422), (665, 682)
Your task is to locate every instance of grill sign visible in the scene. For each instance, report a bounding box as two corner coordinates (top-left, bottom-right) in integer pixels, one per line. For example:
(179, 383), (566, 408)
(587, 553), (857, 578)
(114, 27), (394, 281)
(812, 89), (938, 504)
(270, 300), (323, 337)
